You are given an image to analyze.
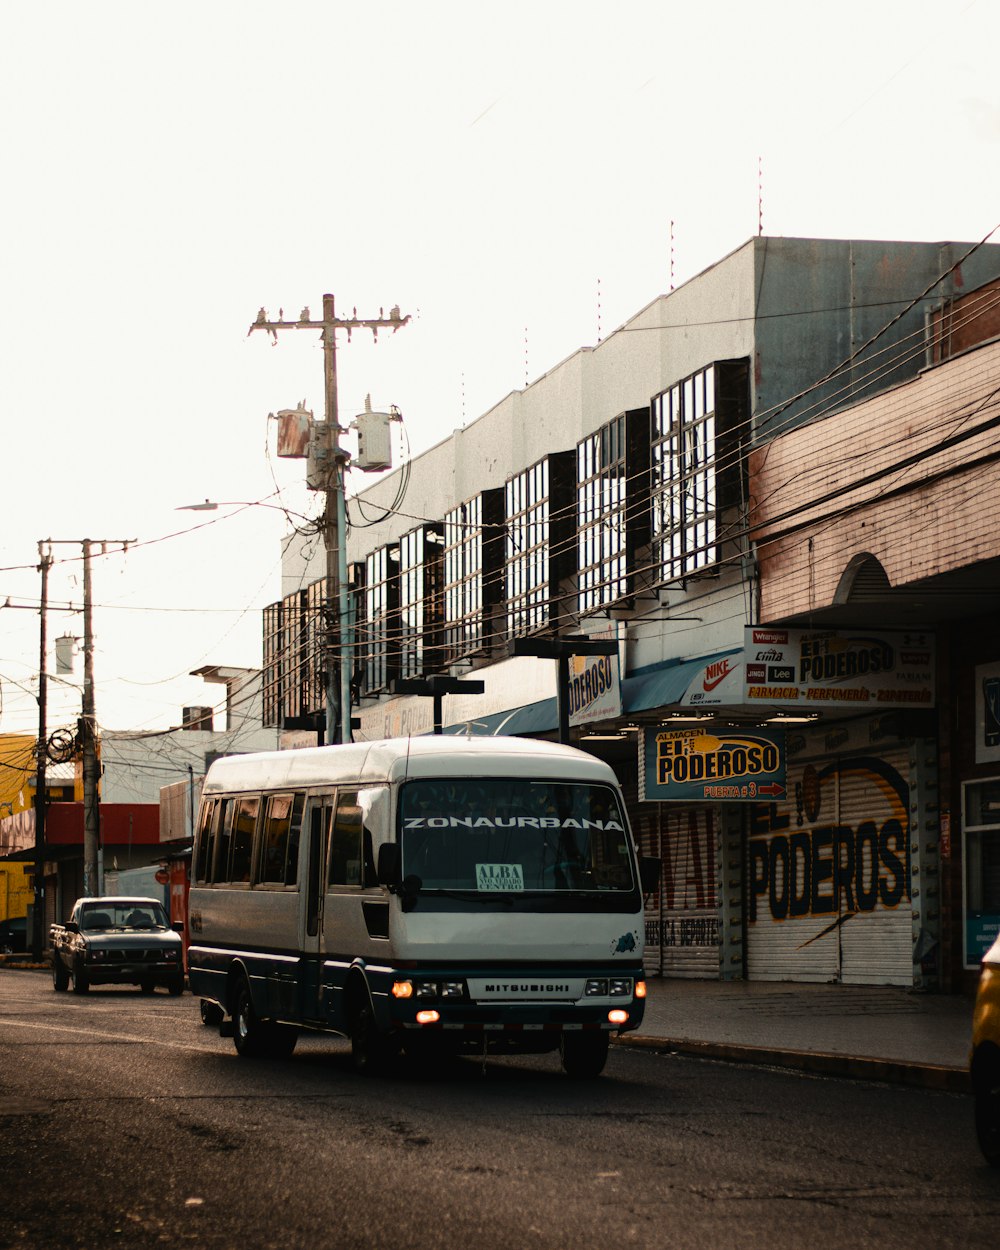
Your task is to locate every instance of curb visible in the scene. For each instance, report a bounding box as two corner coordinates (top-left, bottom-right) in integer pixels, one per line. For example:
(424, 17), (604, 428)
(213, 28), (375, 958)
(615, 1033), (972, 1094)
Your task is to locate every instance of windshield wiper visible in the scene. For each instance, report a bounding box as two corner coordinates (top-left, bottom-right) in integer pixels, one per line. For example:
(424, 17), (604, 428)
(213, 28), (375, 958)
(422, 888), (515, 906)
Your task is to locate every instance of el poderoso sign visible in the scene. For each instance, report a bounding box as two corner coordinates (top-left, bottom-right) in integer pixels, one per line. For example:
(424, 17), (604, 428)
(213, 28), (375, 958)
(640, 726), (786, 802)
(743, 627), (935, 709)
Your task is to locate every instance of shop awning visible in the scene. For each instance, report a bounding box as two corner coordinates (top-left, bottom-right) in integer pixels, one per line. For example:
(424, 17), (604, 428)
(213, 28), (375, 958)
(443, 697), (558, 738)
(440, 647), (743, 737)
(620, 648), (743, 714)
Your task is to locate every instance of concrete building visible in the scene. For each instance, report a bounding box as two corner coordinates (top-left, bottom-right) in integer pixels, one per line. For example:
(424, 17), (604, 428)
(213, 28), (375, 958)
(264, 234), (1000, 988)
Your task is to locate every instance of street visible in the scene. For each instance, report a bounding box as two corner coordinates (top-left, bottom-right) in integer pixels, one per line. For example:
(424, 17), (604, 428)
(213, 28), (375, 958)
(1, 971), (998, 1250)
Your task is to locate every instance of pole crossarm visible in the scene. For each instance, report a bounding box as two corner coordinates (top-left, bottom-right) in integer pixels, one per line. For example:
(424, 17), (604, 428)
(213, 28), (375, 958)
(249, 306), (411, 355)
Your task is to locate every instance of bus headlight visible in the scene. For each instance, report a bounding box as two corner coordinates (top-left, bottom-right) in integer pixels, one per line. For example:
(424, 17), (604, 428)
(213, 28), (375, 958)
(609, 979), (631, 997)
(585, 979), (608, 996)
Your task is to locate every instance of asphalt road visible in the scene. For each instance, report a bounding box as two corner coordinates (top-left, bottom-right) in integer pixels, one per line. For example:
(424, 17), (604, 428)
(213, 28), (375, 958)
(1, 971), (998, 1250)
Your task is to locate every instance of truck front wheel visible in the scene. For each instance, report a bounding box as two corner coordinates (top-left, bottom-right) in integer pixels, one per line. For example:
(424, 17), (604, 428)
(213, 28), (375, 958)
(70, 963), (90, 995)
(52, 958), (69, 992)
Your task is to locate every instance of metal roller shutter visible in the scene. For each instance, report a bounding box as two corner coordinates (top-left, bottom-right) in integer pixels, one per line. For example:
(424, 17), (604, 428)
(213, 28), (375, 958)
(623, 774), (719, 978)
(746, 741), (912, 986)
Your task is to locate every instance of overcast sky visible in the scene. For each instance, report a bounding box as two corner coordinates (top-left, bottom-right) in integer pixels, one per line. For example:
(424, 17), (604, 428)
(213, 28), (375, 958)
(1, 0), (998, 739)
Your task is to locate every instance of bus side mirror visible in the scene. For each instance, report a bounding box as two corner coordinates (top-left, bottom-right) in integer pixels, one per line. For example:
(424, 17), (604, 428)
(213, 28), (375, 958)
(639, 855), (660, 895)
(377, 843), (401, 887)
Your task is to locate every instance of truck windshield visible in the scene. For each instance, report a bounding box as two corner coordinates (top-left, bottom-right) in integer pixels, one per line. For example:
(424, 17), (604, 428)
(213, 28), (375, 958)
(398, 778), (634, 893)
(80, 903), (169, 930)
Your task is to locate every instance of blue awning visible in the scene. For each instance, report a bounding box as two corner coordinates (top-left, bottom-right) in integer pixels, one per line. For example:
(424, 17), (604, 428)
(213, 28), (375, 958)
(621, 648), (743, 715)
(442, 697), (558, 738)
(439, 648), (742, 738)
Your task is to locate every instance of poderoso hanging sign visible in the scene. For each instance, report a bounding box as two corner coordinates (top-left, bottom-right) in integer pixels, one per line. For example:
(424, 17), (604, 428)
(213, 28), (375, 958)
(640, 727), (786, 802)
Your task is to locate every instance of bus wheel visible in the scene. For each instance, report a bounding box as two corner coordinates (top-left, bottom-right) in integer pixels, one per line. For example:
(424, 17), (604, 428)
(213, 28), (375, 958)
(234, 980), (268, 1057)
(560, 1031), (609, 1079)
(350, 1000), (394, 1076)
(234, 980), (298, 1059)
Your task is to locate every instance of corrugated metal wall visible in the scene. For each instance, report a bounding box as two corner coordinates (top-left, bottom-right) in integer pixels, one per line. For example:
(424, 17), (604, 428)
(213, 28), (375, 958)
(625, 777), (719, 979)
(746, 741), (912, 985)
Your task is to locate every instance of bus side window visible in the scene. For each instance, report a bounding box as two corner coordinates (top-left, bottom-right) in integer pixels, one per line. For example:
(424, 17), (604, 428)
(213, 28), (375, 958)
(306, 800), (331, 937)
(228, 796), (260, 883)
(258, 793), (295, 885)
(194, 799), (216, 884)
(210, 799), (234, 884)
(285, 793), (305, 887)
(329, 791), (362, 887)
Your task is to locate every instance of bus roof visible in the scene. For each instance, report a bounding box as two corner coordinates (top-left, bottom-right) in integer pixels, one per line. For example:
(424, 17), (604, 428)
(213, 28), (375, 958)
(202, 736), (620, 795)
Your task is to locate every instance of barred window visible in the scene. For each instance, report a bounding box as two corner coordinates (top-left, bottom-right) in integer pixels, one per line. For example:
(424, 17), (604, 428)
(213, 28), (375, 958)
(577, 414), (628, 612)
(650, 360), (747, 585)
(652, 366), (718, 582)
(444, 490), (503, 661)
(398, 524), (444, 679)
(505, 453), (575, 638)
(361, 546), (398, 694)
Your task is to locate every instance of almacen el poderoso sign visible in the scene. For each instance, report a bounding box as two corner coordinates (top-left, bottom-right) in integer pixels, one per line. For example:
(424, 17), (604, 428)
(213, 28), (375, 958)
(640, 727), (786, 802)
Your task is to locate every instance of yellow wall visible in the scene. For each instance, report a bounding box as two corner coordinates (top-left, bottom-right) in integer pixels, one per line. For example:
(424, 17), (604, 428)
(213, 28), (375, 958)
(0, 862), (33, 922)
(0, 735), (36, 817)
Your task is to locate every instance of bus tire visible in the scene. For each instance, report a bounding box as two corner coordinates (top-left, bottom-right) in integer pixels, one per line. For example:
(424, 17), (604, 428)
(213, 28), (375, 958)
(350, 999), (394, 1076)
(560, 1031), (609, 1079)
(234, 979), (298, 1059)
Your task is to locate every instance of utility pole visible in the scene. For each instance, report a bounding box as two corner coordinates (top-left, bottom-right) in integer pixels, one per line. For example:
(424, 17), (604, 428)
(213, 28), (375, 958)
(250, 296), (410, 745)
(81, 540), (100, 896)
(46, 538), (133, 896)
(33, 544), (52, 958)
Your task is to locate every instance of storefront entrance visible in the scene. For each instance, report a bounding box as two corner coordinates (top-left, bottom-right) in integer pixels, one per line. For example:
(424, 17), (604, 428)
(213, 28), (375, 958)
(746, 736), (913, 986)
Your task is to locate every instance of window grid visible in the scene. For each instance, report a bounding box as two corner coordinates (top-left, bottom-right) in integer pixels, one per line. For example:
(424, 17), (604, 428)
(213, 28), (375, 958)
(577, 414), (628, 612)
(505, 459), (554, 637)
(651, 365), (719, 583)
(444, 496), (485, 659)
(361, 546), (398, 694)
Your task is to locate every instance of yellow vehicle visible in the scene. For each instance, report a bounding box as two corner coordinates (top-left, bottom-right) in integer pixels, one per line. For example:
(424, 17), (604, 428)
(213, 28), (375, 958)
(971, 931), (1000, 1167)
(0, 862), (32, 952)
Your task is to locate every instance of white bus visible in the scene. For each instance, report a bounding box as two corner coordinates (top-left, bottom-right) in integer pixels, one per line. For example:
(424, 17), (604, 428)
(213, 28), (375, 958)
(187, 735), (656, 1077)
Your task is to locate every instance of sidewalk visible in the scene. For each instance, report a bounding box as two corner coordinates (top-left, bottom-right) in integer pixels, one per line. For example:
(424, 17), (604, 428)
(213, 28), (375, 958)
(619, 977), (974, 1093)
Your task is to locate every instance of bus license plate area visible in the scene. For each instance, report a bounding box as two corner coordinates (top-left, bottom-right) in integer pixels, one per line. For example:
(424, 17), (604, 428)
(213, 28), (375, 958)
(466, 978), (586, 1002)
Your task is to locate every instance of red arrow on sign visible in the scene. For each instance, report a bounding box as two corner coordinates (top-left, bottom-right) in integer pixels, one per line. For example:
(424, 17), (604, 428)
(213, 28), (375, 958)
(757, 783), (786, 798)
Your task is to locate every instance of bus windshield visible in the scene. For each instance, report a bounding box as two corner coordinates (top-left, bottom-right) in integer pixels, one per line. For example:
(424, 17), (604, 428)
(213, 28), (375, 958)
(398, 777), (634, 893)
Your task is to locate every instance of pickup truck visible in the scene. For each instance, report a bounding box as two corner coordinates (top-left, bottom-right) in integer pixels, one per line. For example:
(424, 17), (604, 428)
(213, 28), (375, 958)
(50, 896), (185, 995)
